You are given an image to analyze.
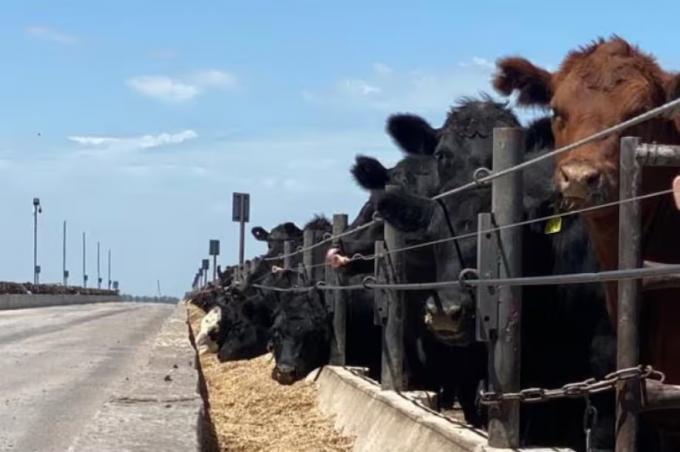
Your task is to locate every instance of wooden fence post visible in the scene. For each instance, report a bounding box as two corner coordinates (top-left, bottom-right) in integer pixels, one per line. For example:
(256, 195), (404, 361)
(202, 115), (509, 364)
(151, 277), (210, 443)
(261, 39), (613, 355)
(382, 184), (407, 391)
(487, 127), (524, 448)
(327, 214), (348, 365)
(616, 136), (642, 452)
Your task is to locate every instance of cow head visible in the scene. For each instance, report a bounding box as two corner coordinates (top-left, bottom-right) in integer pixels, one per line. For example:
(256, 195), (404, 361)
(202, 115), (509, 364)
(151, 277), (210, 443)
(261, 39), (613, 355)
(216, 296), (272, 362)
(352, 154), (440, 198)
(270, 292), (330, 384)
(387, 97), (519, 188)
(494, 37), (680, 211)
(376, 189), (486, 346)
(196, 306), (222, 354)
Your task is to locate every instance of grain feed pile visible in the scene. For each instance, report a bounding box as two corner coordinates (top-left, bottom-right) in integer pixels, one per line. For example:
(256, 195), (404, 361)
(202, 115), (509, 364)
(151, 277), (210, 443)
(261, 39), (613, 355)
(187, 302), (354, 452)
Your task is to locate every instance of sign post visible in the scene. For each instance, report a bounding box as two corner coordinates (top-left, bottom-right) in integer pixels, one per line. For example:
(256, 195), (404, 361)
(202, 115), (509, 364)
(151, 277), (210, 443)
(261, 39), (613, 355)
(232, 193), (250, 279)
(209, 240), (220, 281)
(201, 259), (210, 286)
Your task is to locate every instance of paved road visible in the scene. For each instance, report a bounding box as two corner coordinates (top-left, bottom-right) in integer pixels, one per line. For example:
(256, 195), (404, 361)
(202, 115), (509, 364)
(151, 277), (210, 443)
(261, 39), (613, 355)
(0, 302), (173, 452)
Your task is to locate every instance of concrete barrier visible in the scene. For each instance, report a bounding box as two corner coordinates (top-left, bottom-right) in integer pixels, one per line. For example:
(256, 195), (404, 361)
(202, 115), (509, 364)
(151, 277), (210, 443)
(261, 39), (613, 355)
(0, 294), (121, 310)
(315, 366), (574, 452)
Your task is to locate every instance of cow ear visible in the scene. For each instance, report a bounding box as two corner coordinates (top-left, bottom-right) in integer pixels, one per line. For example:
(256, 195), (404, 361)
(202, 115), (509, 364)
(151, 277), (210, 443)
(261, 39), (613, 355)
(665, 73), (680, 129)
(387, 114), (439, 155)
(352, 155), (389, 190)
(494, 57), (553, 107)
(251, 226), (269, 241)
(376, 190), (437, 233)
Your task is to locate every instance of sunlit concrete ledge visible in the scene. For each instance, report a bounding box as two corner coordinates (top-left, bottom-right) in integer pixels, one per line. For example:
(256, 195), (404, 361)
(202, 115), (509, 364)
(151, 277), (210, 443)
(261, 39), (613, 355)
(314, 365), (574, 452)
(0, 294), (121, 310)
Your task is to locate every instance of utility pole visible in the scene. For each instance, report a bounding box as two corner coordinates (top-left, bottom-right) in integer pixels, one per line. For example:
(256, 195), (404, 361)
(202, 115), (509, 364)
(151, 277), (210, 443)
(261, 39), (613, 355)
(97, 241), (101, 289)
(82, 232), (87, 288)
(107, 249), (112, 290)
(62, 221), (68, 286)
(33, 198), (42, 285)
(157, 280), (162, 297)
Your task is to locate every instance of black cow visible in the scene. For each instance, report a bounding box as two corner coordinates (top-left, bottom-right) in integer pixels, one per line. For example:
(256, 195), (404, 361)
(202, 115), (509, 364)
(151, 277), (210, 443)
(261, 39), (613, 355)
(371, 97), (615, 450)
(269, 272), (381, 384)
(214, 217), (331, 362)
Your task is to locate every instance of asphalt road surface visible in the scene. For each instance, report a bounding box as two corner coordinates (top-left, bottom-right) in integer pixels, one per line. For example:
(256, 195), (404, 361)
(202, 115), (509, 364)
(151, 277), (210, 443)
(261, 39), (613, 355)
(0, 302), (173, 452)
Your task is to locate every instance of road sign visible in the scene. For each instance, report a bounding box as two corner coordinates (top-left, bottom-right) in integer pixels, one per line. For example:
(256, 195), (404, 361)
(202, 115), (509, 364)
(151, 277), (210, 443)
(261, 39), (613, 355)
(232, 193), (250, 223)
(209, 239), (220, 256)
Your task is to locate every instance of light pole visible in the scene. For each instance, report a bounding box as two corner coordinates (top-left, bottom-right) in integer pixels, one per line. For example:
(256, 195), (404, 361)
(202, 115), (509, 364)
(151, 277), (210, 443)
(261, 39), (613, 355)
(107, 249), (112, 290)
(33, 198), (42, 284)
(62, 221), (68, 286)
(82, 232), (88, 288)
(97, 241), (102, 289)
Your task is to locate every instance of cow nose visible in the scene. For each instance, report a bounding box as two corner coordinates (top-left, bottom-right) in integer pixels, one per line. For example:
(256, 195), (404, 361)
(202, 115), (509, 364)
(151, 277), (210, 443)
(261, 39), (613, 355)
(557, 162), (601, 199)
(274, 364), (296, 384)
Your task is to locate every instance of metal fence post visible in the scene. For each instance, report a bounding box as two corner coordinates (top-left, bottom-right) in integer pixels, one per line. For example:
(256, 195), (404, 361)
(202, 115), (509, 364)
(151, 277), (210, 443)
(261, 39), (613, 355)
(616, 136), (642, 452)
(488, 127), (524, 448)
(283, 241), (293, 271)
(328, 214), (348, 365)
(382, 184), (407, 391)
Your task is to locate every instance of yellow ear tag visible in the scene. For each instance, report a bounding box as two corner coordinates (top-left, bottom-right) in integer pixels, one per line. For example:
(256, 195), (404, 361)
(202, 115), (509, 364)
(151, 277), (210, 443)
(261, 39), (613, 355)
(545, 217), (562, 235)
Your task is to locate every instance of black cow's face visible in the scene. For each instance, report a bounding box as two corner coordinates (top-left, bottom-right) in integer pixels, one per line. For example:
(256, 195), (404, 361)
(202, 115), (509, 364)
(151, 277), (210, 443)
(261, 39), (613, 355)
(377, 188), (488, 346)
(218, 322), (268, 361)
(216, 296), (272, 362)
(388, 155), (440, 198)
(270, 294), (329, 385)
(434, 132), (493, 185)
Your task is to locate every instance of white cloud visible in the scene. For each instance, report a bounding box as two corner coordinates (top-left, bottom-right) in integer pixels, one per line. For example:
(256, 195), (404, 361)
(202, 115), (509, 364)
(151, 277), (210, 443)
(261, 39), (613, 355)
(126, 76), (199, 102)
(190, 69), (238, 89)
(68, 130), (198, 154)
(127, 69), (238, 102)
(339, 79), (382, 96)
(26, 25), (78, 45)
(459, 56), (495, 70)
(303, 61), (497, 115)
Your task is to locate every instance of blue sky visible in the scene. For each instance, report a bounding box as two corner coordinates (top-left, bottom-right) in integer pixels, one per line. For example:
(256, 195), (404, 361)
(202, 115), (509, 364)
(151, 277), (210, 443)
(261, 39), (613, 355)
(1, 1), (678, 296)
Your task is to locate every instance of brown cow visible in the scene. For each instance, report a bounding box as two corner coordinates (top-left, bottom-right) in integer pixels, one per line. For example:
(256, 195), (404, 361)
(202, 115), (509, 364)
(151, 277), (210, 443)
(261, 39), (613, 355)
(493, 37), (680, 387)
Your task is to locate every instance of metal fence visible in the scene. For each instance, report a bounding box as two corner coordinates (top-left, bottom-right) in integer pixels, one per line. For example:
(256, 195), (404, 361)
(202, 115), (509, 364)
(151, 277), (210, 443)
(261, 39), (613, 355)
(216, 98), (680, 451)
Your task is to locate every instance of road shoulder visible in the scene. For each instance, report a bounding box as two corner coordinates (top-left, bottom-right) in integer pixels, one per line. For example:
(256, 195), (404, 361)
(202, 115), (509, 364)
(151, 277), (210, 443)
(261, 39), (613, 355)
(69, 303), (202, 452)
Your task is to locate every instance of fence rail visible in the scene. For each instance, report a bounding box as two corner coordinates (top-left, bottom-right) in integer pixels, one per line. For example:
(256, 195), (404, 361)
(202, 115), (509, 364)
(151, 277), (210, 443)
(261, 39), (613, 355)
(211, 95), (680, 452)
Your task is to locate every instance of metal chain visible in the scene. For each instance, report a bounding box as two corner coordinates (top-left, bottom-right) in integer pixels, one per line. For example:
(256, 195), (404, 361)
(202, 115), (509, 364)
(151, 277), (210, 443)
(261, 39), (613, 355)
(478, 365), (665, 405)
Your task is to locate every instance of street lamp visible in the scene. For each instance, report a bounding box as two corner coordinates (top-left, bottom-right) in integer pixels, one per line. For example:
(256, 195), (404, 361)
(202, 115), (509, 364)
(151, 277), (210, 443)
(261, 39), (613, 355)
(33, 197), (42, 285)
(62, 221), (68, 286)
(97, 241), (102, 289)
(82, 232), (88, 288)
(107, 249), (112, 290)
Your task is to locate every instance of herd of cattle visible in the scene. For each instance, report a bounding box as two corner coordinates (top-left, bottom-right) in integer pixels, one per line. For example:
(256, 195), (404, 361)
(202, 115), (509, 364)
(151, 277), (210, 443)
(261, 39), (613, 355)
(189, 37), (680, 451)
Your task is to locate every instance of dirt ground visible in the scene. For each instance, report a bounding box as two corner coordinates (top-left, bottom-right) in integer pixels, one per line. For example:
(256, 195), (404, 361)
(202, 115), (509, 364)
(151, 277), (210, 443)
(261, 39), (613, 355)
(187, 303), (354, 452)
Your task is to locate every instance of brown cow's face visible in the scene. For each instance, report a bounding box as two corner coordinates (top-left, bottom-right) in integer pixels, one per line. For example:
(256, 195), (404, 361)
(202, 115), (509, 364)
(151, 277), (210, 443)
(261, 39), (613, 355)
(494, 38), (680, 210)
(550, 41), (668, 208)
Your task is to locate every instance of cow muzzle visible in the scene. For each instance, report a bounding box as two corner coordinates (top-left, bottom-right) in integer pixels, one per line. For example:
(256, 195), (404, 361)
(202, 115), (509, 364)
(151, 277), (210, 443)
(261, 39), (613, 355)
(272, 363), (297, 385)
(556, 161), (605, 208)
(423, 299), (472, 345)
